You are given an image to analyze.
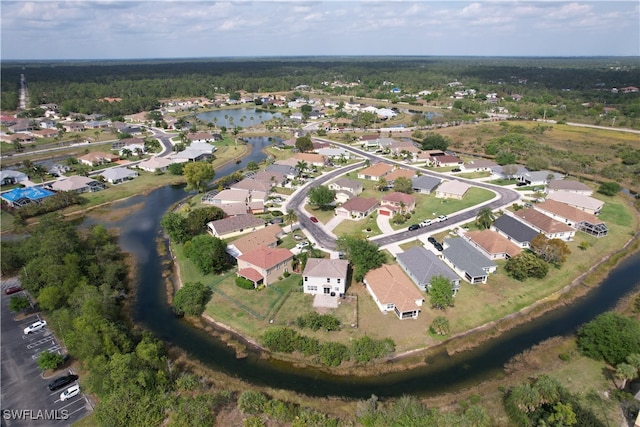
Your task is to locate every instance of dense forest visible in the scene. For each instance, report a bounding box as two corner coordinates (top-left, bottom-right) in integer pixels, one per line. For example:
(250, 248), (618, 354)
(2, 57), (639, 123)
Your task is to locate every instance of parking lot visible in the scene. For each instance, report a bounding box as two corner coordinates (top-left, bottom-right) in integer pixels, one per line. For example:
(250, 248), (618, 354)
(1, 278), (91, 427)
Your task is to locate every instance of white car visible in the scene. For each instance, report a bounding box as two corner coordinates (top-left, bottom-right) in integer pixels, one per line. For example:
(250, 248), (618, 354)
(296, 241), (310, 249)
(23, 320), (47, 335)
(437, 215), (448, 222)
(60, 384), (80, 401)
(420, 219), (432, 227)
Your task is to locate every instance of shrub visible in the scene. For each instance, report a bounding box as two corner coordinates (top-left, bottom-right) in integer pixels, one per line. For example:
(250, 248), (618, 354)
(235, 277), (255, 290)
(173, 282), (212, 316)
(295, 312), (341, 331)
(262, 328), (300, 353)
(238, 390), (268, 415)
(8, 295), (30, 312)
(37, 350), (64, 371)
(318, 342), (349, 367)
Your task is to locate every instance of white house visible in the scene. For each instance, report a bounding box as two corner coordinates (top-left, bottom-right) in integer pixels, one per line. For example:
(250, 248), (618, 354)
(302, 259), (349, 297)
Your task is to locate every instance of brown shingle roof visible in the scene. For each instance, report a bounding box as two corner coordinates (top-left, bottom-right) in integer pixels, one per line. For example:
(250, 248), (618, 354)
(384, 168), (415, 182)
(548, 180), (591, 192)
(364, 264), (424, 314)
(359, 163), (393, 177)
(382, 192), (416, 205)
(237, 246), (293, 270)
(231, 224), (283, 255)
(340, 197), (379, 213)
(207, 214), (265, 235)
(514, 208), (574, 234)
(534, 199), (602, 224)
(465, 230), (522, 257)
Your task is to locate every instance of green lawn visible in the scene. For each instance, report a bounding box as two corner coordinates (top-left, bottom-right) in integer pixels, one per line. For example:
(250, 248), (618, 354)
(304, 204), (336, 224)
(0, 210), (16, 233)
(455, 171), (491, 179)
(487, 179), (518, 186)
(332, 213), (382, 237)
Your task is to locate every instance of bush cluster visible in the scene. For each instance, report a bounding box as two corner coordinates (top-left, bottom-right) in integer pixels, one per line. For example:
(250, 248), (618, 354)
(295, 312), (341, 331)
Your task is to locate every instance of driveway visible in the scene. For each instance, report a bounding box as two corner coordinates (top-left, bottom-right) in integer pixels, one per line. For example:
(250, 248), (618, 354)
(376, 213), (394, 234)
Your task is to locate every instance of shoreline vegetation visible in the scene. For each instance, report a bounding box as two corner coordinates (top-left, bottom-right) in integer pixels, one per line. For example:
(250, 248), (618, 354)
(149, 143), (640, 382)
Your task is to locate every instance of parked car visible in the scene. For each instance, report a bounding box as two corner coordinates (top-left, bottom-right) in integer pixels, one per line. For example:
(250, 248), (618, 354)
(48, 374), (78, 392)
(4, 286), (22, 295)
(437, 215), (448, 222)
(60, 384), (80, 401)
(427, 237), (438, 245)
(270, 217), (284, 224)
(309, 216), (319, 223)
(296, 241), (310, 249)
(420, 219), (433, 227)
(451, 168), (461, 172)
(23, 320), (47, 335)
(408, 224), (421, 231)
(434, 242), (444, 251)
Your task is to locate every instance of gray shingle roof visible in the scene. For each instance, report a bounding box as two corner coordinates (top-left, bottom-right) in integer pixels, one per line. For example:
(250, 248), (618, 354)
(442, 238), (496, 278)
(396, 246), (458, 289)
(493, 215), (539, 243)
(412, 175), (441, 191)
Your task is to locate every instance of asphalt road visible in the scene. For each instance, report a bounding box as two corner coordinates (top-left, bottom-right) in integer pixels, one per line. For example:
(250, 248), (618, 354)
(1, 279), (91, 427)
(287, 138), (520, 249)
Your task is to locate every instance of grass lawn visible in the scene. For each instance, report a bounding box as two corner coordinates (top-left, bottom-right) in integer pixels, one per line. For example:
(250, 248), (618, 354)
(332, 213), (382, 238)
(264, 146), (294, 162)
(304, 204), (335, 224)
(1, 210), (15, 233)
(389, 187), (495, 231)
(455, 171), (491, 179)
(487, 179), (518, 186)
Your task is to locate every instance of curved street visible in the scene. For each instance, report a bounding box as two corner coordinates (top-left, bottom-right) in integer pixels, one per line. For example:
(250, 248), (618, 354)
(286, 138), (521, 250)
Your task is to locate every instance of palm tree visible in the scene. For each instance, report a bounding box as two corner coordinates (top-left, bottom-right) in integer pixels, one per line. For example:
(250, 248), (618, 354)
(475, 207), (496, 230)
(284, 209), (298, 232)
(295, 161), (308, 178)
(376, 177), (388, 192)
(615, 363), (637, 390)
(121, 148), (133, 159)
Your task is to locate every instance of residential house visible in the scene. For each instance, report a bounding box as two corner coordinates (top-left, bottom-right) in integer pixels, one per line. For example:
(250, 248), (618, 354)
(265, 164), (297, 180)
(435, 180), (470, 200)
(517, 170), (563, 186)
(490, 165), (528, 180)
(84, 120), (111, 129)
(7, 119), (34, 133)
(534, 199), (608, 238)
(293, 152), (325, 167)
(547, 180), (593, 196)
(206, 214), (266, 239)
(412, 176), (441, 194)
(492, 215), (539, 248)
(363, 264), (425, 320)
(137, 157), (173, 173)
(226, 224), (284, 258)
(461, 159), (498, 172)
(1, 187), (55, 207)
(99, 167), (139, 184)
(429, 154), (463, 167)
(441, 237), (497, 284)
(77, 151), (119, 167)
(547, 191), (604, 215)
(357, 163), (393, 181)
(112, 137), (145, 150)
(0, 170), (28, 186)
(49, 176), (106, 193)
(302, 258), (349, 296)
(514, 208), (576, 241)
(186, 132), (219, 143)
(252, 171), (286, 187)
(170, 142), (217, 163)
(335, 197), (379, 219)
(384, 168), (415, 185)
(1, 133), (35, 144)
(231, 178), (271, 196)
(62, 122), (85, 132)
(378, 192), (416, 216)
(31, 129), (59, 139)
(237, 246), (294, 287)
(328, 178), (363, 204)
(396, 246), (460, 293)
(464, 229), (522, 260)
(316, 148), (351, 160)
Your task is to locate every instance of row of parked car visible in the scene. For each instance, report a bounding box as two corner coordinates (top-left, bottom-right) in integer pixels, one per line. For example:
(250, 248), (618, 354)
(407, 215), (448, 231)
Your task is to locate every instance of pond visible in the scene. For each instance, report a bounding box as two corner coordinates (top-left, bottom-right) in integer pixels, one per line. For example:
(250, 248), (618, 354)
(196, 108), (282, 128)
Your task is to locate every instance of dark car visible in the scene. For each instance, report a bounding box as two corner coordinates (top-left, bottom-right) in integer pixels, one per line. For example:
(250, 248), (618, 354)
(427, 237), (438, 245)
(270, 217), (284, 224)
(434, 242), (444, 251)
(408, 224), (421, 231)
(48, 374), (78, 391)
(451, 168), (461, 172)
(309, 216), (319, 223)
(4, 286), (22, 295)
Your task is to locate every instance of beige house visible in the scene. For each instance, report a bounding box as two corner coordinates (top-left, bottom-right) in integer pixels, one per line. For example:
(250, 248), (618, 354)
(335, 197), (379, 219)
(464, 229), (522, 260)
(227, 224), (284, 258)
(77, 151), (119, 167)
(547, 191), (604, 215)
(206, 214), (266, 239)
(357, 163), (393, 181)
(378, 192), (416, 216)
(237, 246), (294, 287)
(363, 264), (424, 320)
(435, 180), (470, 200)
(514, 208), (576, 241)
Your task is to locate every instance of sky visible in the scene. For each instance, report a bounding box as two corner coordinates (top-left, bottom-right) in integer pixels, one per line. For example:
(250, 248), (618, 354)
(1, 1), (639, 60)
